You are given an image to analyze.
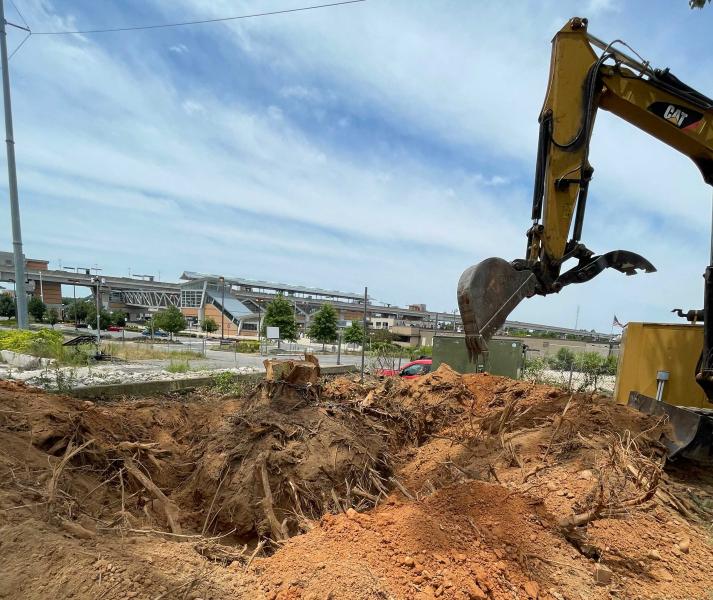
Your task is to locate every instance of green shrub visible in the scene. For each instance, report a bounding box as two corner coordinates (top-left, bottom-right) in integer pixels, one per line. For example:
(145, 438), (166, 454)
(548, 347), (576, 371)
(212, 371), (237, 393)
(0, 329), (93, 366)
(236, 340), (259, 353)
(407, 346), (432, 360)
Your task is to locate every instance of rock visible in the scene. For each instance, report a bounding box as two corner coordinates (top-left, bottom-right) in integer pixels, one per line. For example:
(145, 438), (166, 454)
(523, 580), (540, 598)
(0, 350), (54, 370)
(465, 582), (487, 600)
(648, 549), (662, 561)
(472, 566), (489, 591)
(454, 553), (467, 563)
(593, 563), (612, 586)
(61, 519), (96, 540)
(652, 567), (673, 582)
(578, 469), (594, 480)
(678, 538), (690, 553)
(546, 482), (557, 491)
(402, 556), (415, 568)
(345, 508), (358, 520)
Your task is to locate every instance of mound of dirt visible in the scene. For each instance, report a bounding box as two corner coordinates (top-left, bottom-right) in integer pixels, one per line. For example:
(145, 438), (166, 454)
(1, 366), (713, 600)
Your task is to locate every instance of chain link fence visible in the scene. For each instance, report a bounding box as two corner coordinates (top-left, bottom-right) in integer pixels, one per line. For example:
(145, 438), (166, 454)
(523, 347), (617, 394)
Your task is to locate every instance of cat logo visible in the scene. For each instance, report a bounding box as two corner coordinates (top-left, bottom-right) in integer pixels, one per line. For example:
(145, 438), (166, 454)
(663, 105), (688, 127)
(648, 101), (703, 130)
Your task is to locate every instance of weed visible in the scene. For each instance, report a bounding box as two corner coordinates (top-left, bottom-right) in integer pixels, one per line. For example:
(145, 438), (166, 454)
(166, 360), (190, 373)
(211, 371), (254, 396)
(54, 367), (78, 393)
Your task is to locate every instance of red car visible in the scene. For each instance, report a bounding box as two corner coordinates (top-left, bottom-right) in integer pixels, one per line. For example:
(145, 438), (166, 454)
(379, 358), (432, 379)
(107, 325), (123, 332)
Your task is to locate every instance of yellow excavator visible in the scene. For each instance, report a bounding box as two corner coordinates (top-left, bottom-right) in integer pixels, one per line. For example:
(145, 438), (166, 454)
(457, 17), (713, 458)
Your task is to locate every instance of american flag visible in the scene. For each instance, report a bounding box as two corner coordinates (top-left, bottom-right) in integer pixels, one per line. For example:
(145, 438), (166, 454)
(612, 315), (625, 328)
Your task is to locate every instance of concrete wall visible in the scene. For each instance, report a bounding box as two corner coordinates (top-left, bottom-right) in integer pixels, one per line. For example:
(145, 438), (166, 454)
(497, 336), (615, 359)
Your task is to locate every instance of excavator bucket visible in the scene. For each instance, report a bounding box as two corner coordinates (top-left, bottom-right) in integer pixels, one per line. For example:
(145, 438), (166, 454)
(628, 392), (713, 464)
(457, 257), (538, 361)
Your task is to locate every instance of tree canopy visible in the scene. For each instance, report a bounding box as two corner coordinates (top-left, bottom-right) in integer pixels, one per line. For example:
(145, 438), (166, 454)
(87, 304), (112, 330)
(201, 317), (219, 333)
(28, 296), (46, 322)
(308, 303), (338, 347)
(153, 306), (187, 339)
(46, 308), (60, 328)
(0, 294), (15, 318)
(343, 321), (365, 345)
(111, 311), (127, 327)
(66, 299), (91, 323)
(262, 294), (297, 342)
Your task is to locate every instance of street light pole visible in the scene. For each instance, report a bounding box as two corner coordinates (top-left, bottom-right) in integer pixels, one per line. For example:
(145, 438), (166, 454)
(93, 276), (101, 347)
(0, 1), (28, 329)
(220, 276), (225, 341)
(360, 286), (368, 383)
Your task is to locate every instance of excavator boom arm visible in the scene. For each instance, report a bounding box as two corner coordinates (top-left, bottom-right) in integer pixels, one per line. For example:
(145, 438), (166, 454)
(530, 17), (713, 273)
(458, 17), (713, 374)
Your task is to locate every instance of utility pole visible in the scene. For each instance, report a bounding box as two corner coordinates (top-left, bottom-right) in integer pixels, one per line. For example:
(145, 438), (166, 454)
(220, 276), (225, 341)
(360, 287), (367, 382)
(574, 305), (580, 331)
(0, 2), (28, 329)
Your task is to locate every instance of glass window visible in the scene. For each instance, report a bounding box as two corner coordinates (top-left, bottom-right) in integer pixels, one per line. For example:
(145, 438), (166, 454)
(401, 363), (427, 376)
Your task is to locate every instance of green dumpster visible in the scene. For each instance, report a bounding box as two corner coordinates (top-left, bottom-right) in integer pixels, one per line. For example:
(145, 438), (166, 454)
(431, 336), (524, 379)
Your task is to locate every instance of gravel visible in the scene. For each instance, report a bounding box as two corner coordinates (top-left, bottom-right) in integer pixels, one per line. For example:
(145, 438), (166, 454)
(0, 363), (260, 390)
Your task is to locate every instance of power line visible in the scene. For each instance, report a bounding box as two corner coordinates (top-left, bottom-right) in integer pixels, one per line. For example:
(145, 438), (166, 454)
(8, 0), (29, 30)
(8, 30), (30, 60)
(31, 0), (367, 36)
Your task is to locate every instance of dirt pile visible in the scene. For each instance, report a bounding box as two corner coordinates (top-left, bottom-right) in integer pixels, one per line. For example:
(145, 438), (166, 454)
(0, 367), (712, 599)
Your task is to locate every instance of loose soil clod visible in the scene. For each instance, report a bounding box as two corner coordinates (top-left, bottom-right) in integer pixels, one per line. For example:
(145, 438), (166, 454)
(1, 367), (712, 599)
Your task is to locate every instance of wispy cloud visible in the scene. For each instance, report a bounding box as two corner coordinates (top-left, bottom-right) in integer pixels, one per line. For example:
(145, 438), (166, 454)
(2, 0), (712, 330)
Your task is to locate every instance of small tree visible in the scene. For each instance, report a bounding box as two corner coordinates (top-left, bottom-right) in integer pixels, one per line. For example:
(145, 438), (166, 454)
(153, 305), (187, 340)
(370, 328), (394, 345)
(87, 305), (112, 330)
(549, 347), (576, 371)
(201, 317), (218, 333)
(28, 296), (46, 322)
(111, 311), (127, 327)
(0, 294), (15, 318)
(309, 303), (338, 350)
(66, 299), (90, 323)
(46, 308), (60, 328)
(262, 293), (297, 342)
(344, 321), (365, 347)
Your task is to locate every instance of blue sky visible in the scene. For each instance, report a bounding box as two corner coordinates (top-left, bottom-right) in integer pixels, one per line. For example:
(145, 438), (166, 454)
(2, 0), (713, 331)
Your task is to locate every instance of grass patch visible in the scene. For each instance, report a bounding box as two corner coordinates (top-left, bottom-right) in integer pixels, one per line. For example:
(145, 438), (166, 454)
(102, 342), (202, 361)
(166, 359), (190, 373)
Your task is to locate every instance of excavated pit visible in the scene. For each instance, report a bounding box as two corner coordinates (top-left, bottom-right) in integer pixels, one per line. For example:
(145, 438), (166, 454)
(1, 366), (713, 599)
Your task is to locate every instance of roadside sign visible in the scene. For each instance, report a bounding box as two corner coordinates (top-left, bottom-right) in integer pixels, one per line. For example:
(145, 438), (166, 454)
(266, 326), (280, 340)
